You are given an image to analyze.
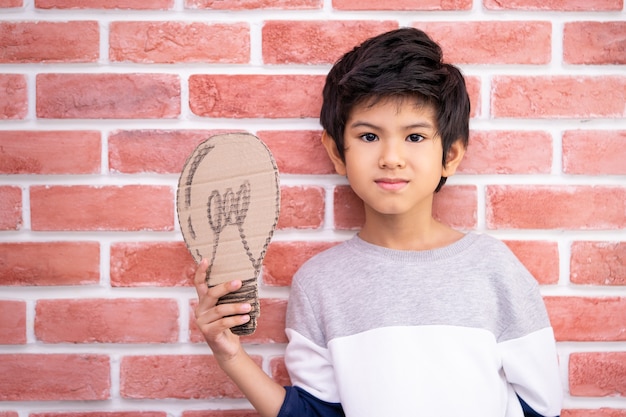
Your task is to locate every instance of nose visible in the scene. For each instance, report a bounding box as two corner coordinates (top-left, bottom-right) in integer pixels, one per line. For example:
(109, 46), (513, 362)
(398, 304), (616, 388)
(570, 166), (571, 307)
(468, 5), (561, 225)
(379, 139), (406, 169)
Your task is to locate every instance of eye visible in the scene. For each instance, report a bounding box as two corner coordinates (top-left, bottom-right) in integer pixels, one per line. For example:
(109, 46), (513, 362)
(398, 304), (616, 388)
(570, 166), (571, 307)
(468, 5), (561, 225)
(359, 133), (378, 143)
(407, 134), (425, 143)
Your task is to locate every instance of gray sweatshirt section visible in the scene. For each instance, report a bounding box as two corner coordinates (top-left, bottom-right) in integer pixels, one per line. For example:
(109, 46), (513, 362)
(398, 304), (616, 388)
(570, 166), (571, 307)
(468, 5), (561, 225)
(286, 232), (551, 348)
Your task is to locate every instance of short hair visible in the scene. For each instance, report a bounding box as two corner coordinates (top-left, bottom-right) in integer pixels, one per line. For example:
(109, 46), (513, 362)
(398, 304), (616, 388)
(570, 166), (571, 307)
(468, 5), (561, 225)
(320, 27), (470, 192)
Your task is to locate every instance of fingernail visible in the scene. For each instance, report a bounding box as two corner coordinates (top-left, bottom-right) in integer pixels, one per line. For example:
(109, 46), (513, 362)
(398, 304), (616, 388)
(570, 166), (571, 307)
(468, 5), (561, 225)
(242, 303), (251, 312)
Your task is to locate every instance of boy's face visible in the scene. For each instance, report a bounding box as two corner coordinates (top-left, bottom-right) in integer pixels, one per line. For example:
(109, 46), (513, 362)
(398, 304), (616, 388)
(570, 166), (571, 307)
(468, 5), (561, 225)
(323, 97), (463, 219)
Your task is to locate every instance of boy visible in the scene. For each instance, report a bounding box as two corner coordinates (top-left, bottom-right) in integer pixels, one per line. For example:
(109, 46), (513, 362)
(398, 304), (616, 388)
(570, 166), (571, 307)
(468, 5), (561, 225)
(192, 28), (563, 417)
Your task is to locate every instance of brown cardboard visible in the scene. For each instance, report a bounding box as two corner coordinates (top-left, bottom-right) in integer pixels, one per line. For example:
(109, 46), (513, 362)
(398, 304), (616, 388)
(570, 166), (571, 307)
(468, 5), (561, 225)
(177, 132), (280, 335)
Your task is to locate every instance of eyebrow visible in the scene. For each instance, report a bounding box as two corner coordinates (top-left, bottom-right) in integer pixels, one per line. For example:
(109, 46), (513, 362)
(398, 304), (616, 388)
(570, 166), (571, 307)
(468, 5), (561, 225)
(348, 121), (435, 130)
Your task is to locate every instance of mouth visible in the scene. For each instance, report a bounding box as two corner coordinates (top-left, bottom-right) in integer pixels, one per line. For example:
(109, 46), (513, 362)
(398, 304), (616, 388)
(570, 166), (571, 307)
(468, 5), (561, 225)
(375, 178), (409, 191)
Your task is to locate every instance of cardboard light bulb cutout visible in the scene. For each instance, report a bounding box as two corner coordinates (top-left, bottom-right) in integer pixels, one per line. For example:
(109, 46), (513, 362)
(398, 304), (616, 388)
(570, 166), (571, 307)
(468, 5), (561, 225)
(177, 133), (280, 336)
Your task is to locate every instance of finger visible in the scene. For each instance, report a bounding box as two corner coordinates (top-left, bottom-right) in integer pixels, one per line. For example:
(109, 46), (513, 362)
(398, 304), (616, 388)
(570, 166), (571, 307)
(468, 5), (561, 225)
(195, 279), (243, 315)
(193, 258), (209, 290)
(195, 301), (251, 333)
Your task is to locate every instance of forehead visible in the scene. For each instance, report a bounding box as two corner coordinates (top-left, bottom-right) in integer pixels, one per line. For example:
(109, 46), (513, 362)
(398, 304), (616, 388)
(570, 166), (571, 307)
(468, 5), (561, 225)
(349, 94), (437, 121)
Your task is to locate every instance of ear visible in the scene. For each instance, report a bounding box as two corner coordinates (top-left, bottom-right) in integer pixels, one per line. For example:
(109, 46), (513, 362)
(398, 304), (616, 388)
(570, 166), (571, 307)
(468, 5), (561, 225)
(321, 130), (347, 176)
(441, 139), (466, 178)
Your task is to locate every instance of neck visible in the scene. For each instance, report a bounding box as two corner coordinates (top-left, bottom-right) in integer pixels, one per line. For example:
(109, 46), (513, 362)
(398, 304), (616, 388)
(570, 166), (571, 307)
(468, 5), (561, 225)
(358, 211), (462, 251)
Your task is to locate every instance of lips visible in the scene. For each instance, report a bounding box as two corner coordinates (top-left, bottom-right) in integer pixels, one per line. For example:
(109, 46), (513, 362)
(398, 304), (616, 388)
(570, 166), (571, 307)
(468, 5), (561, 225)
(375, 178), (408, 191)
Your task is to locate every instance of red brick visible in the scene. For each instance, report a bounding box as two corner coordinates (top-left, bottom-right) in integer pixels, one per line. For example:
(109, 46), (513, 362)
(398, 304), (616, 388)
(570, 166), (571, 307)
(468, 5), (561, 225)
(277, 186), (324, 230)
(0, 300), (26, 344)
(465, 76), (482, 118)
(491, 76), (626, 118)
(0, 74), (27, 119)
(111, 241), (195, 287)
(36, 73), (180, 119)
(333, 0), (471, 10)
(33, 413), (166, 417)
(258, 130), (335, 175)
(562, 130), (626, 175)
(0, 186), (22, 230)
(486, 186), (626, 230)
(189, 74), (324, 118)
(183, 411), (260, 417)
(564, 22), (626, 65)
(240, 298), (287, 344)
(262, 20), (398, 64)
(30, 185), (174, 231)
(0, 242), (99, 286)
(460, 130), (552, 174)
(0, 0), (22, 6)
(270, 357), (291, 386)
(570, 241), (626, 286)
(418, 21), (551, 64)
(263, 241), (338, 286)
(432, 185), (477, 230)
(334, 185), (477, 230)
(120, 355), (261, 399)
(569, 352), (626, 396)
(0, 130), (101, 174)
(504, 240), (559, 285)
(108, 129), (230, 174)
(36, 0), (173, 8)
(334, 185), (364, 230)
(35, 298), (179, 343)
(483, 0), (622, 10)
(545, 297), (626, 341)
(190, 298), (287, 344)
(110, 21), (249, 64)
(563, 410), (626, 417)
(185, 0), (320, 9)
(0, 21), (98, 63)
(0, 354), (110, 400)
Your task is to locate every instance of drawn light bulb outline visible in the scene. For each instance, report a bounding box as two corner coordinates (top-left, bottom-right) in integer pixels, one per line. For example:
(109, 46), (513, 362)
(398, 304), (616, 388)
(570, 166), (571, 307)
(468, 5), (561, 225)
(205, 180), (256, 279)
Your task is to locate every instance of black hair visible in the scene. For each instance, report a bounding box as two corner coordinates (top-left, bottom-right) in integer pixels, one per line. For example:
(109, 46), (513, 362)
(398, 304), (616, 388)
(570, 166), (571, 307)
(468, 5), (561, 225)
(320, 27), (470, 192)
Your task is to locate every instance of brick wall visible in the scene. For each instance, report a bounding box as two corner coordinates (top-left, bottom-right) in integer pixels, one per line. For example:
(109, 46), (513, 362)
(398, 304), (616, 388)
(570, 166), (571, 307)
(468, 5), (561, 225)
(0, 0), (625, 415)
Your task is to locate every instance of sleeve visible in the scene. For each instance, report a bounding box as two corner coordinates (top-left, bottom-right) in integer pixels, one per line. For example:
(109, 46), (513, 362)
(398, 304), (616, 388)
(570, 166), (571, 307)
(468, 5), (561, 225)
(278, 273), (344, 417)
(499, 285), (563, 417)
(278, 386), (344, 417)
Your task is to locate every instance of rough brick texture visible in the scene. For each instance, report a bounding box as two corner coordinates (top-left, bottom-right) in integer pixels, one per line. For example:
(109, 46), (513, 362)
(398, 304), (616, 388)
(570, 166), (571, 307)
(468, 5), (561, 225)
(333, 0), (472, 10)
(36, 73), (181, 119)
(120, 355), (262, 399)
(0, 186), (22, 230)
(491, 76), (626, 118)
(0, 354), (110, 400)
(262, 20), (398, 65)
(545, 297), (626, 341)
(35, 0), (174, 8)
(563, 22), (626, 65)
(0, 130), (101, 174)
(1, 3), (624, 415)
(486, 186), (626, 230)
(570, 241), (626, 286)
(569, 352), (626, 396)
(30, 185), (174, 231)
(418, 21), (551, 64)
(0, 74), (27, 119)
(459, 130), (552, 174)
(189, 75), (324, 118)
(110, 241), (195, 287)
(110, 22), (250, 64)
(562, 130), (626, 175)
(35, 298), (179, 343)
(0, 242), (100, 286)
(0, 21), (99, 63)
(0, 300), (26, 344)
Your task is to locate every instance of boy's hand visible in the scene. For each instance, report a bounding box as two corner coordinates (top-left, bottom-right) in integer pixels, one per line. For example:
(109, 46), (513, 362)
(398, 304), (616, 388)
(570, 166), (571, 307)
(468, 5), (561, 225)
(193, 258), (252, 363)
